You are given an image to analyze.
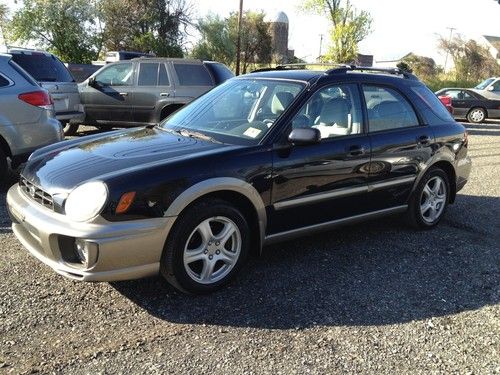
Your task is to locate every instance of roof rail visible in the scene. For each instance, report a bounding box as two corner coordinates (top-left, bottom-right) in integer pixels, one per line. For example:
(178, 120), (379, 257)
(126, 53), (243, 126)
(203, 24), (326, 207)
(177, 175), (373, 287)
(327, 65), (418, 80)
(251, 63), (352, 73)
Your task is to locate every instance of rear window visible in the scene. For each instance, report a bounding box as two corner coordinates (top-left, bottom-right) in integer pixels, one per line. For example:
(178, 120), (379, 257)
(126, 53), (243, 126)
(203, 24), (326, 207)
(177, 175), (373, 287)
(204, 62), (234, 84)
(0, 74), (10, 87)
(411, 85), (454, 122)
(10, 53), (74, 82)
(174, 63), (213, 86)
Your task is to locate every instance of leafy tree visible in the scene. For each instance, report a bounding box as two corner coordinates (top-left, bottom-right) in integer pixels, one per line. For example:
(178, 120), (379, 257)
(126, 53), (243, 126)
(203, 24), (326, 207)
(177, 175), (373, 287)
(399, 53), (441, 80)
(101, 0), (191, 57)
(303, 0), (372, 63)
(396, 61), (412, 73)
(191, 11), (271, 73)
(8, 0), (103, 63)
(0, 3), (8, 43)
(439, 35), (500, 81)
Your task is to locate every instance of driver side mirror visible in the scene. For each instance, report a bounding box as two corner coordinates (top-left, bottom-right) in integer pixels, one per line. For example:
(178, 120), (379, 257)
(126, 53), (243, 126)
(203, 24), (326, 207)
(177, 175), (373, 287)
(487, 86), (494, 91)
(88, 77), (99, 88)
(288, 128), (321, 146)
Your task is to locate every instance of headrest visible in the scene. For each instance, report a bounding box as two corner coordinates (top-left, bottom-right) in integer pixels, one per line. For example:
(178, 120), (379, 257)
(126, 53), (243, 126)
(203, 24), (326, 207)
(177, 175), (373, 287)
(271, 91), (294, 115)
(317, 98), (350, 127)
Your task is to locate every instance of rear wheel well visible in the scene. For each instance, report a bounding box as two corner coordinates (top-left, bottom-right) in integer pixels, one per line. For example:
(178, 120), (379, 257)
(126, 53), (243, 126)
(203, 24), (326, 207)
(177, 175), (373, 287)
(179, 190), (261, 256)
(431, 161), (456, 203)
(160, 104), (185, 121)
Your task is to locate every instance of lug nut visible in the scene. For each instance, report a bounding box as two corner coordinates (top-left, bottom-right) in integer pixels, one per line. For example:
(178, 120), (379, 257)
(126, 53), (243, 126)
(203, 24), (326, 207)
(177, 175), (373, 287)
(216, 250), (220, 255)
(215, 241), (220, 246)
(209, 255), (213, 260)
(204, 249), (208, 254)
(208, 241), (212, 246)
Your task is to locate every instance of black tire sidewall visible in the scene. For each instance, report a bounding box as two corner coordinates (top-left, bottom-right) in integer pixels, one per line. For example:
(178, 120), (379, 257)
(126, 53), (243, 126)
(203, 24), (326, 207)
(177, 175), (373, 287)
(409, 168), (450, 229)
(467, 108), (486, 124)
(160, 199), (250, 294)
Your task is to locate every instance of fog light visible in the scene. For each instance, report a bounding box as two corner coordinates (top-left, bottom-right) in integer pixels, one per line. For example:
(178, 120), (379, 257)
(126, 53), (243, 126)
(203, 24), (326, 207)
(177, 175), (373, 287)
(74, 239), (98, 268)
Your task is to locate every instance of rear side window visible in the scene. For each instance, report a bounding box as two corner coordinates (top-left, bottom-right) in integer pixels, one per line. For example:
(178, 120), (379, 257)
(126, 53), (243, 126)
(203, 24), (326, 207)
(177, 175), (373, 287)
(10, 53), (74, 82)
(204, 63), (234, 84)
(363, 85), (419, 132)
(138, 63), (159, 86)
(0, 75), (10, 87)
(174, 63), (213, 86)
(411, 85), (454, 122)
(158, 64), (169, 86)
(8, 61), (38, 86)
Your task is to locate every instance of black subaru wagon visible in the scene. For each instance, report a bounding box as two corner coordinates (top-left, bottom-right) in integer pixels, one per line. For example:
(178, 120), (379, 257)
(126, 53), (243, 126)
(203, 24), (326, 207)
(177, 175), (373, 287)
(7, 66), (471, 294)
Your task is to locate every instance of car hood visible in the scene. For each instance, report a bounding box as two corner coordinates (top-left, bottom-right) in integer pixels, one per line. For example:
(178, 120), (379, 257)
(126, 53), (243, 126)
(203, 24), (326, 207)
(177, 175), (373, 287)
(22, 127), (234, 192)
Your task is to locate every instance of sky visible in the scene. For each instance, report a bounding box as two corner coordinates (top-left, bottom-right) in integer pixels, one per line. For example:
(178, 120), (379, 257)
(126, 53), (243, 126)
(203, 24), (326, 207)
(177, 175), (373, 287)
(2, 0), (500, 66)
(190, 0), (500, 66)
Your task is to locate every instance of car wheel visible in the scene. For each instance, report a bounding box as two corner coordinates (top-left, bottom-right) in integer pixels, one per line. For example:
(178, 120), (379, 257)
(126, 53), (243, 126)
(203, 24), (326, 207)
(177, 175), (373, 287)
(407, 168), (450, 229)
(62, 122), (80, 136)
(160, 198), (250, 294)
(467, 107), (486, 123)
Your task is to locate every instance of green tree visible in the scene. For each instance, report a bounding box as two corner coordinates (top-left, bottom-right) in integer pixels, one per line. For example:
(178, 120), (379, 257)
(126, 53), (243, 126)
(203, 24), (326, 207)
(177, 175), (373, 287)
(303, 0), (372, 63)
(399, 53), (440, 80)
(439, 35), (500, 81)
(8, 0), (103, 63)
(0, 3), (8, 43)
(191, 11), (271, 73)
(101, 0), (191, 57)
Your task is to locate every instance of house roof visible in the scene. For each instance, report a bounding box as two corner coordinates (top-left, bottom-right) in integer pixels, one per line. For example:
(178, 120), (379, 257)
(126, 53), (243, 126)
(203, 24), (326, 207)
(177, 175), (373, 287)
(484, 35), (500, 51)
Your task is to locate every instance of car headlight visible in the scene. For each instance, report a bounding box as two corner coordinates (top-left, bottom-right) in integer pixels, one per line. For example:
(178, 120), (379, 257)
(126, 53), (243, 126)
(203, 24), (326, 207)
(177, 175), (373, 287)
(65, 181), (108, 222)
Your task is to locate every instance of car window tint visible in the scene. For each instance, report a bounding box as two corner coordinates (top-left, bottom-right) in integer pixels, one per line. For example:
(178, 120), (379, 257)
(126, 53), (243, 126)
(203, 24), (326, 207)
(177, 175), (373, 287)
(10, 53), (74, 82)
(174, 63), (213, 86)
(363, 85), (419, 132)
(492, 80), (500, 91)
(291, 84), (363, 139)
(158, 63), (170, 86)
(8, 61), (38, 86)
(204, 63), (234, 84)
(0, 74), (9, 87)
(95, 63), (134, 86)
(411, 85), (454, 122)
(138, 63), (159, 86)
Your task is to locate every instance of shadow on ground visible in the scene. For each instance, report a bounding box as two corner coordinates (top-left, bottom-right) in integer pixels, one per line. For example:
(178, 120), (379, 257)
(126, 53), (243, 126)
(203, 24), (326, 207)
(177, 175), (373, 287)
(463, 122), (500, 136)
(112, 194), (499, 329)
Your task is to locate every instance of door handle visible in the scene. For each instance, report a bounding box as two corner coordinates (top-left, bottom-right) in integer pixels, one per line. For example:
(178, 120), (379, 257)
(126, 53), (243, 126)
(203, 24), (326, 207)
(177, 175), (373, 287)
(417, 135), (431, 145)
(347, 145), (366, 156)
(160, 92), (170, 97)
(118, 92), (128, 96)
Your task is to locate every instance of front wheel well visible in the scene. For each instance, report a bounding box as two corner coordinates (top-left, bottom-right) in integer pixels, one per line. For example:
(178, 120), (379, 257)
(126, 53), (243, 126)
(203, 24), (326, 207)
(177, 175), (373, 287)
(160, 103), (185, 121)
(178, 190), (262, 256)
(430, 161), (457, 203)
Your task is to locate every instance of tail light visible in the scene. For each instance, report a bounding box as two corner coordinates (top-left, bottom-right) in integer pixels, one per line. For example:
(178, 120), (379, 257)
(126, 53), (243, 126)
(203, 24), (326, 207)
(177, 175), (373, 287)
(18, 91), (53, 109)
(438, 95), (452, 106)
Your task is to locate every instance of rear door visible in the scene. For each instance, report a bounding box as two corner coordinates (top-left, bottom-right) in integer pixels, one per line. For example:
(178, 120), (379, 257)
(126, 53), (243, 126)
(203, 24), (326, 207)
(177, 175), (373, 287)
(362, 84), (434, 210)
(80, 62), (135, 123)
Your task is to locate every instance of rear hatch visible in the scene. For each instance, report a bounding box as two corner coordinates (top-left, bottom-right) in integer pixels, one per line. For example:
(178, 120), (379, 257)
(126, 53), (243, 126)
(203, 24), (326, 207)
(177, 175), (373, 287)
(10, 52), (81, 116)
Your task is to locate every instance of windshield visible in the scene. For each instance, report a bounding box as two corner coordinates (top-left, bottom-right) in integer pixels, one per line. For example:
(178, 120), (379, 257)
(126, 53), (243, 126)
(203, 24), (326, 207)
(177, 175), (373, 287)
(475, 78), (495, 90)
(161, 78), (305, 145)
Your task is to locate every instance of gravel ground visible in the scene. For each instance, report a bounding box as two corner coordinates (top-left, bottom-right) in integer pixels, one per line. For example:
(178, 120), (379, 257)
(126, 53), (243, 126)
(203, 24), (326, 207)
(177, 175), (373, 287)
(0, 123), (499, 374)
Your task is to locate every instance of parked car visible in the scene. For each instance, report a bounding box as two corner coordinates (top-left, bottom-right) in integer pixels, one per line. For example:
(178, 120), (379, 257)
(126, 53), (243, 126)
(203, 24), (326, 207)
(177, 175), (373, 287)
(8, 48), (84, 134)
(474, 77), (500, 99)
(7, 66), (471, 294)
(437, 94), (453, 114)
(71, 58), (234, 135)
(0, 54), (63, 182)
(435, 87), (500, 123)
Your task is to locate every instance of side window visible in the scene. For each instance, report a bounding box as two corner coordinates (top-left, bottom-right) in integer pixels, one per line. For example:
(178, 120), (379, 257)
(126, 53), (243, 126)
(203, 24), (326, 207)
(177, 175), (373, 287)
(95, 63), (134, 86)
(174, 63), (213, 86)
(291, 84), (363, 139)
(363, 85), (419, 132)
(138, 63), (158, 86)
(0, 74), (10, 87)
(446, 90), (473, 100)
(492, 80), (500, 91)
(158, 63), (170, 86)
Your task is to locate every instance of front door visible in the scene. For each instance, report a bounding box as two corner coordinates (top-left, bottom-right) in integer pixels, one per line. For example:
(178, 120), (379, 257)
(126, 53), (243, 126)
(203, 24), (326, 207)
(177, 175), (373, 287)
(269, 83), (372, 235)
(80, 62), (135, 123)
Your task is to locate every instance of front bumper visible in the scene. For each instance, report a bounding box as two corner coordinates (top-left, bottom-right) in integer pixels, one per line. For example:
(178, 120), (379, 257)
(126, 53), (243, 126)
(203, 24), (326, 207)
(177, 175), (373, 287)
(6, 184), (176, 281)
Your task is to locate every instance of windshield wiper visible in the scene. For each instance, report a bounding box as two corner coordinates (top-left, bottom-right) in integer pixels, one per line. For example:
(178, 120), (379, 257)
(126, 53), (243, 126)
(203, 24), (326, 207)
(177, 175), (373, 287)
(172, 128), (220, 143)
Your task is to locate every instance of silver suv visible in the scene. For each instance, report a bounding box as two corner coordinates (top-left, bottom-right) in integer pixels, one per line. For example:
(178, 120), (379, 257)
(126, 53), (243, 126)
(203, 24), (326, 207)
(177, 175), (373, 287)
(8, 48), (84, 134)
(474, 77), (500, 99)
(0, 54), (63, 182)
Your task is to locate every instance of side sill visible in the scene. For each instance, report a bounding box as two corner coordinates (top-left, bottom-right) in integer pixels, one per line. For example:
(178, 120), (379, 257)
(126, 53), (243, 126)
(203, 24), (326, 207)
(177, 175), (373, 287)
(263, 205), (408, 246)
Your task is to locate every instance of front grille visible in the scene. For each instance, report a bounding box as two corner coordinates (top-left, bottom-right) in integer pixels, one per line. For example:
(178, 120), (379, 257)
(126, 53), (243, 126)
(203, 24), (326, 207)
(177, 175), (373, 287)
(19, 177), (54, 210)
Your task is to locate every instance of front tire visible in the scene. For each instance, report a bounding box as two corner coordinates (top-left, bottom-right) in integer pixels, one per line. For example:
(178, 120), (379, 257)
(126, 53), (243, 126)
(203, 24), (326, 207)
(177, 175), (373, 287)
(407, 168), (450, 229)
(467, 107), (486, 124)
(160, 199), (250, 294)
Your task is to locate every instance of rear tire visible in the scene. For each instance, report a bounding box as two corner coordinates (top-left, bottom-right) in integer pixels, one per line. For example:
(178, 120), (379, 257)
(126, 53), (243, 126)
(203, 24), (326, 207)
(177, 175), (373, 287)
(407, 168), (450, 229)
(160, 198), (250, 294)
(63, 122), (80, 136)
(466, 107), (486, 124)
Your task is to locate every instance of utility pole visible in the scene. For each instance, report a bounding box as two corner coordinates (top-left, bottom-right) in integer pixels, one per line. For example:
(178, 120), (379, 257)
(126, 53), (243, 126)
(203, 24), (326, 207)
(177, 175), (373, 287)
(443, 27), (456, 73)
(235, 0), (243, 75)
(318, 34), (323, 61)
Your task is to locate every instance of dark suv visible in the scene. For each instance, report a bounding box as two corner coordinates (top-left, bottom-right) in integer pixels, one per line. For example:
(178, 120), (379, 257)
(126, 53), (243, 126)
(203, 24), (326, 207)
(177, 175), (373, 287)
(7, 66), (471, 294)
(70, 58), (233, 135)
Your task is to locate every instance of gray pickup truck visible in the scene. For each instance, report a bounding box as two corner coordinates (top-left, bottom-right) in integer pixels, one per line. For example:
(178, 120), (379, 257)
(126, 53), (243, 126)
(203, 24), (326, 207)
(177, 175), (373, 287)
(70, 58), (233, 135)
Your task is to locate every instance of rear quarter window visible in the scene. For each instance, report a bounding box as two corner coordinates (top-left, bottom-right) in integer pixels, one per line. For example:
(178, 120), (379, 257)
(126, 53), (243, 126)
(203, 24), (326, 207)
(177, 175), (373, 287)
(0, 74), (10, 87)
(411, 85), (454, 122)
(174, 63), (213, 86)
(8, 61), (38, 86)
(10, 53), (74, 83)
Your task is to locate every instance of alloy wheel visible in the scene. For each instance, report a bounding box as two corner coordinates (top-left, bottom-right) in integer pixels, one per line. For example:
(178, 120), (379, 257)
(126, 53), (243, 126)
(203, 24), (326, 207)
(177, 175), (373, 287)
(419, 176), (447, 223)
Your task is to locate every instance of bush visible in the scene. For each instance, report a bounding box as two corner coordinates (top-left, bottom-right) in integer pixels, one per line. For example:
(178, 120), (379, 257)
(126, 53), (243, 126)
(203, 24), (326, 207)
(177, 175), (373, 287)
(422, 78), (479, 93)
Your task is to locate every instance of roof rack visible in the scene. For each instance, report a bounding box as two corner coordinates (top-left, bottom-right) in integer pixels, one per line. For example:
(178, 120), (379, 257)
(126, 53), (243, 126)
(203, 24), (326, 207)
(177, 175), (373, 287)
(327, 65), (418, 80)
